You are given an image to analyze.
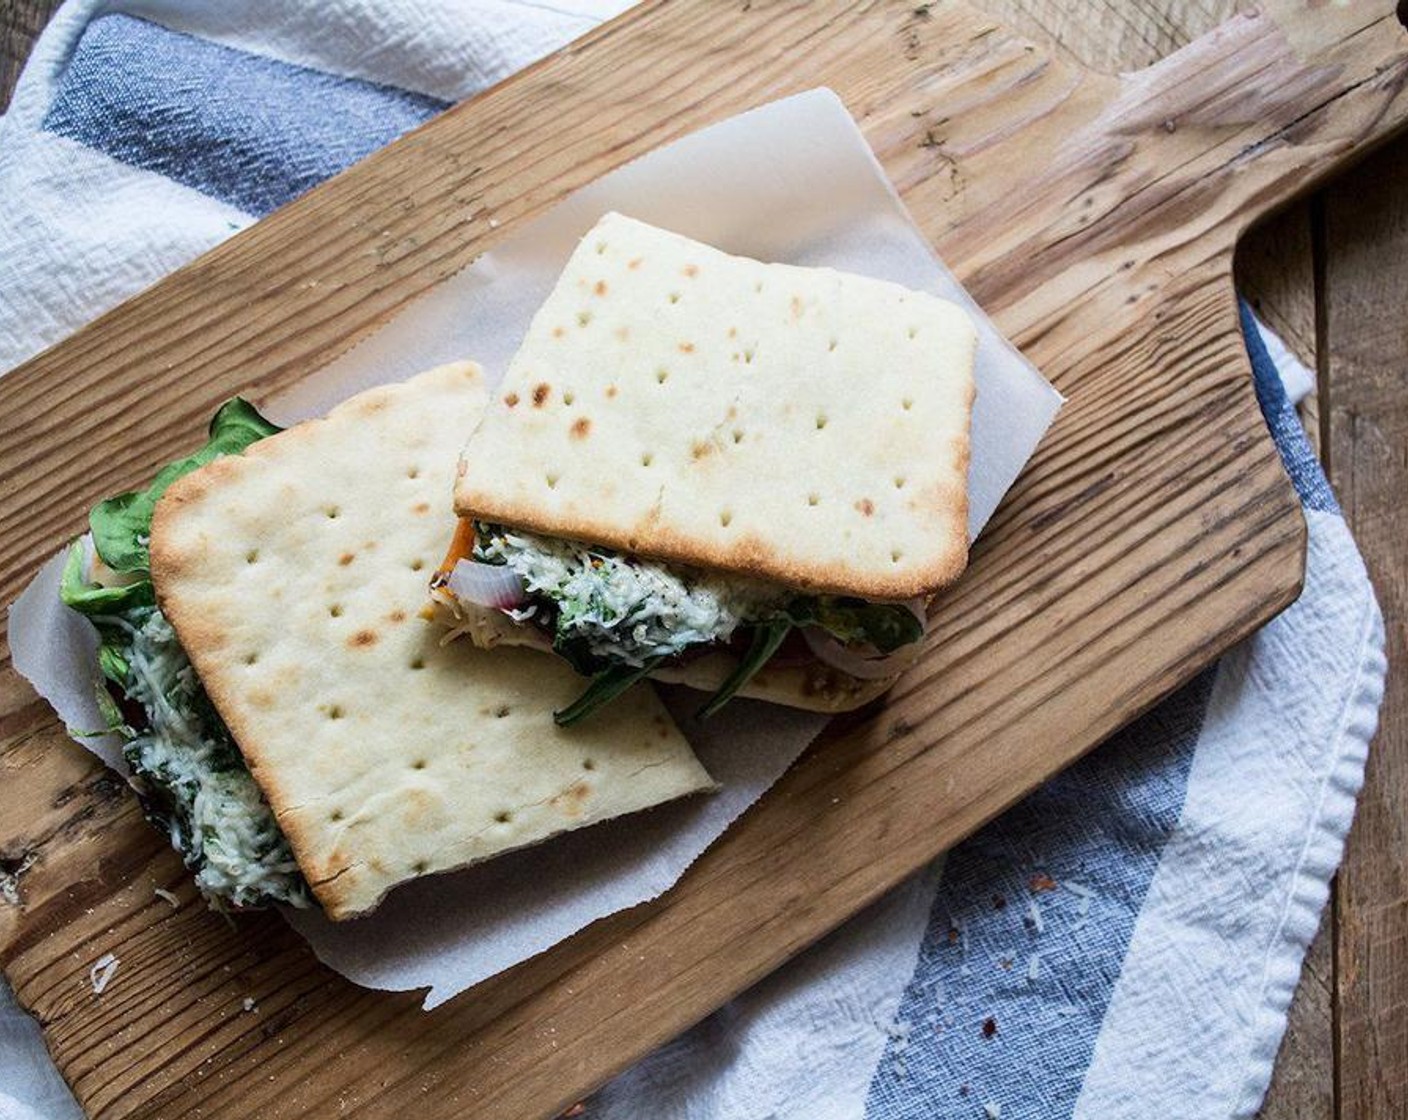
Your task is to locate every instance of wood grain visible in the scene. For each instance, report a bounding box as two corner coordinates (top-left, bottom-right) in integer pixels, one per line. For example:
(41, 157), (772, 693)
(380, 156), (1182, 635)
(988, 0), (1237, 73)
(0, 0), (62, 110)
(1, 2), (1404, 1117)
(1322, 138), (1408, 1120)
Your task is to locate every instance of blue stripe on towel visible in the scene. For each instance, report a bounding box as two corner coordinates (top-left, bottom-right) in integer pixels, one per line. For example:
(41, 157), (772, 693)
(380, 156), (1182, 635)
(42, 13), (448, 216)
(864, 668), (1216, 1119)
(1239, 301), (1338, 514)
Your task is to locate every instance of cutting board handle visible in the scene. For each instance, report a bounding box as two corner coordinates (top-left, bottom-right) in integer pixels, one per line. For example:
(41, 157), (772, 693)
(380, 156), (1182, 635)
(1139, 2), (1408, 238)
(952, 1), (1407, 333)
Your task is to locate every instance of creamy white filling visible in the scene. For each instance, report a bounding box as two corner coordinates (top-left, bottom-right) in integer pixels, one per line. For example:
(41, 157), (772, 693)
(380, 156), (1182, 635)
(475, 527), (784, 667)
(115, 607), (308, 909)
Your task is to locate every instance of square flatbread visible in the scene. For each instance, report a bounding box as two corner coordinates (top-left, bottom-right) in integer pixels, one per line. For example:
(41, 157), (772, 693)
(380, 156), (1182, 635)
(455, 212), (978, 600)
(150, 362), (714, 920)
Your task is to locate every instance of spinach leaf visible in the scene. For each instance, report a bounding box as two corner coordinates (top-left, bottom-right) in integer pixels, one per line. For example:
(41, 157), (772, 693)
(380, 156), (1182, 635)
(60, 544), (139, 691)
(91, 399), (281, 574)
(96, 642), (131, 688)
(59, 540), (154, 617)
(697, 618), (791, 720)
(555, 657), (666, 727)
(63, 399), (280, 629)
(551, 630), (612, 677)
(781, 597), (923, 654)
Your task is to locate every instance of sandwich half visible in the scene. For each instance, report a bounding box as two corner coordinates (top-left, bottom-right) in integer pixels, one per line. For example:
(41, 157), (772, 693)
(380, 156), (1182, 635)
(439, 214), (979, 724)
(61, 362), (713, 919)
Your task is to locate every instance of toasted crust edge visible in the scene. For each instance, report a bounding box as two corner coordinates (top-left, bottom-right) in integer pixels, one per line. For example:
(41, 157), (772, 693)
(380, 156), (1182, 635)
(454, 352), (977, 601)
(149, 363), (488, 918)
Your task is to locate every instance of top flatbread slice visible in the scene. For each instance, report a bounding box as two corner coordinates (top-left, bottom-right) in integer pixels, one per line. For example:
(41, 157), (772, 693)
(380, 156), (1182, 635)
(150, 362), (714, 920)
(455, 212), (978, 600)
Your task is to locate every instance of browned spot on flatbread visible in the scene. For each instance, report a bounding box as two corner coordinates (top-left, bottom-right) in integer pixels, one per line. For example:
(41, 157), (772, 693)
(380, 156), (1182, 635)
(570, 417), (592, 439)
(388, 609), (407, 623)
(605, 384), (618, 399)
(396, 789), (434, 828)
(594, 280), (608, 296)
(691, 440), (713, 460)
(550, 780), (592, 819)
(855, 498), (874, 516)
(348, 629), (378, 649)
(628, 257), (643, 270)
(790, 295), (804, 319)
(552, 326), (566, 339)
(683, 264), (698, 278)
(532, 383), (551, 407)
(412, 502), (430, 514)
(339, 552), (356, 566)
(504, 392), (519, 407)
(678, 341), (695, 354)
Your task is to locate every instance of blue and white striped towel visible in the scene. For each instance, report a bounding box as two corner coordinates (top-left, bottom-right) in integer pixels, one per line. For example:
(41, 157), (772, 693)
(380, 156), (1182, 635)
(0, 5), (1386, 1119)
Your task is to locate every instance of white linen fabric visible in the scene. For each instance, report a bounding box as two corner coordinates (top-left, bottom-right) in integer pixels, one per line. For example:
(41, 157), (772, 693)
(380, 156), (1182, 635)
(0, 5), (1383, 1118)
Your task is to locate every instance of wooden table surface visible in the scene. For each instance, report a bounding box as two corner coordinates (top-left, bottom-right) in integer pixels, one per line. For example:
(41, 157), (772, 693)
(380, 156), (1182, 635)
(1, 1), (1402, 1117)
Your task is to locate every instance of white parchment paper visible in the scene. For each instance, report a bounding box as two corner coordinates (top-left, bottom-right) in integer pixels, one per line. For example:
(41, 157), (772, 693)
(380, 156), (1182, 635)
(7, 89), (1061, 1009)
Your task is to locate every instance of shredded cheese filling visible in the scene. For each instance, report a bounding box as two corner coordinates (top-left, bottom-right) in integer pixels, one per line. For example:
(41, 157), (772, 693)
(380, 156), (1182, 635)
(105, 606), (309, 909)
(474, 525), (785, 667)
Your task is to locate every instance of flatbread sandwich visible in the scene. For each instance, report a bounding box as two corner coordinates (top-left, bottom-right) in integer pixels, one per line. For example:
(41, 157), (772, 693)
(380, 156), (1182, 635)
(435, 214), (979, 724)
(59, 363), (713, 919)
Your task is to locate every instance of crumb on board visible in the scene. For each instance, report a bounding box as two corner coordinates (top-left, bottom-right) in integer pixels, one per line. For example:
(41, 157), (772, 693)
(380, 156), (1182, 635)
(0, 851), (35, 904)
(89, 953), (119, 995)
(242, 997), (257, 1013)
(154, 887), (180, 908)
(1029, 872), (1057, 893)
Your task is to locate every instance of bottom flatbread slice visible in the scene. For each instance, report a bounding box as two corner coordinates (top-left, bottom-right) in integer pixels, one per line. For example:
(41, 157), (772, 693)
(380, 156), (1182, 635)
(150, 362), (714, 920)
(440, 603), (908, 714)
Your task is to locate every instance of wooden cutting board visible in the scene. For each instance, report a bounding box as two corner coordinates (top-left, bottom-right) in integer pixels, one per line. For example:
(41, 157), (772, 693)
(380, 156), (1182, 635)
(1, 2), (1404, 1117)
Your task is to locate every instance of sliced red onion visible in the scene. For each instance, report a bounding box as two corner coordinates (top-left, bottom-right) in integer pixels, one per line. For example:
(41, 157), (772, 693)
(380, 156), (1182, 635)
(905, 597), (929, 628)
(801, 626), (915, 680)
(446, 559), (526, 611)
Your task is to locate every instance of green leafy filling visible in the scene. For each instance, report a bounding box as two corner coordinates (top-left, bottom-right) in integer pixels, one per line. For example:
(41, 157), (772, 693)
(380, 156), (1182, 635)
(64, 398), (281, 618)
(679, 599), (922, 723)
(776, 597), (925, 655)
(554, 658), (668, 727)
(60, 399), (307, 910)
(525, 570), (922, 728)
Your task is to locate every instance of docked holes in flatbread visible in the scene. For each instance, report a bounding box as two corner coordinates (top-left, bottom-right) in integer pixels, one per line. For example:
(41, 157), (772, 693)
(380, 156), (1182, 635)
(456, 212), (977, 601)
(444, 214), (975, 718)
(151, 362), (714, 919)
